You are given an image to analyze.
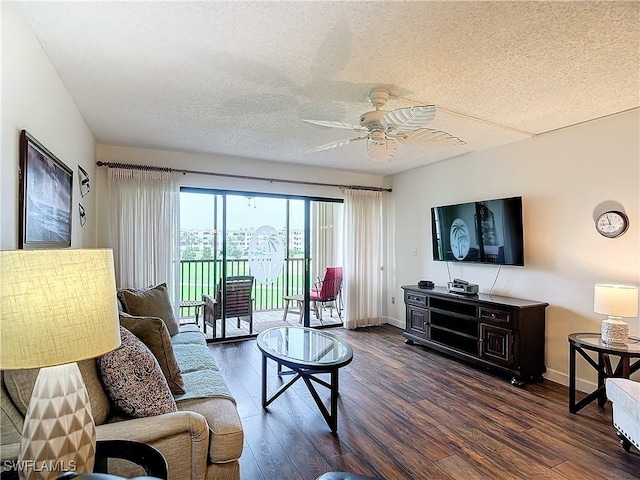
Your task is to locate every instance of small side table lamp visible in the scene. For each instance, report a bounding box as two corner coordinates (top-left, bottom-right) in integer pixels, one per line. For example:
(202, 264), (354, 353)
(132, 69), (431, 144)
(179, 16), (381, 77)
(594, 283), (639, 344)
(0, 249), (121, 480)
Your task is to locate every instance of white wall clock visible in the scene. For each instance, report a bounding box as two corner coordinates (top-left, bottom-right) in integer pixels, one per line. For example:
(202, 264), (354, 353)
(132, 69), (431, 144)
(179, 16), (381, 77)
(595, 210), (629, 238)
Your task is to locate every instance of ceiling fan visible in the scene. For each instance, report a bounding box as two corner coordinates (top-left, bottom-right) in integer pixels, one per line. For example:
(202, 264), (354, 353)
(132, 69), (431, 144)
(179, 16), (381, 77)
(303, 87), (466, 162)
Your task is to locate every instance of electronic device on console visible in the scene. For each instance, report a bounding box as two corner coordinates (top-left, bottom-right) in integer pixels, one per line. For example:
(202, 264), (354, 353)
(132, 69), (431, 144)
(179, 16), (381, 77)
(418, 280), (434, 289)
(446, 278), (479, 295)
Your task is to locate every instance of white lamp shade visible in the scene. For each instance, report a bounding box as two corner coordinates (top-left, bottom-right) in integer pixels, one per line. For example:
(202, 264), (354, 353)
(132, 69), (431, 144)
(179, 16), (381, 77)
(594, 284), (639, 318)
(0, 249), (121, 369)
(2, 249), (122, 479)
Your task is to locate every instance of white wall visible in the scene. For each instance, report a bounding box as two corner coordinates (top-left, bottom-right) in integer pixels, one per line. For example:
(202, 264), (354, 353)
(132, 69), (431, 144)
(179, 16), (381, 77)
(388, 109), (640, 390)
(94, 144), (387, 247)
(1, 3), (96, 249)
(6, 0), (636, 392)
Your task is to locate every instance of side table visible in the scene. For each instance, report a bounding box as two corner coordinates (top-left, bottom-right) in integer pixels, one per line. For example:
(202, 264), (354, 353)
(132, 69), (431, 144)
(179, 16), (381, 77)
(568, 332), (640, 413)
(282, 294), (305, 323)
(2, 440), (167, 480)
(179, 300), (205, 328)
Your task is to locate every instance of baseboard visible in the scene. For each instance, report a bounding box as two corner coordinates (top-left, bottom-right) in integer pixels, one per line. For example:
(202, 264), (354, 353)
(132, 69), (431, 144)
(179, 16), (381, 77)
(544, 367), (597, 394)
(544, 368), (569, 387)
(384, 316), (404, 329)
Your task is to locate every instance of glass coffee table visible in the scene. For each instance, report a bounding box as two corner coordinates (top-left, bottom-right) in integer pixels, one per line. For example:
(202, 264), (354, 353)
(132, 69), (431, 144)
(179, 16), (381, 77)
(257, 326), (353, 433)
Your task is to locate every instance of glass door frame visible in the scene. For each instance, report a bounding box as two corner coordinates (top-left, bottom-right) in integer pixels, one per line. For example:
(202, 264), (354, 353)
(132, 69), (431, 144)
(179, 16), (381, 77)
(180, 187), (343, 341)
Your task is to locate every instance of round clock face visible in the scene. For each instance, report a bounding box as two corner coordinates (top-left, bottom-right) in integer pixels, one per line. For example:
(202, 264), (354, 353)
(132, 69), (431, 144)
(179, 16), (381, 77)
(595, 211), (629, 238)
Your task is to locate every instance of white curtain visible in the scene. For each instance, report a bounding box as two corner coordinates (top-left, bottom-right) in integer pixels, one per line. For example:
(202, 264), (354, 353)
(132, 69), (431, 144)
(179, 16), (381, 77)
(106, 168), (181, 309)
(343, 189), (384, 329)
(311, 202), (342, 281)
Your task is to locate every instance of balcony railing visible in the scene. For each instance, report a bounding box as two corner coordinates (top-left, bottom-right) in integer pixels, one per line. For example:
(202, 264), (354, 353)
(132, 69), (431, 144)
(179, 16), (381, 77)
(180, 258), (305, 315)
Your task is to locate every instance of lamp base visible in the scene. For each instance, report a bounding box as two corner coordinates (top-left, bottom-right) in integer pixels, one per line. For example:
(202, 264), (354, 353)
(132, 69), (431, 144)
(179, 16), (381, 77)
(19, 363), (96, 480)
(601, 316), (629, 345)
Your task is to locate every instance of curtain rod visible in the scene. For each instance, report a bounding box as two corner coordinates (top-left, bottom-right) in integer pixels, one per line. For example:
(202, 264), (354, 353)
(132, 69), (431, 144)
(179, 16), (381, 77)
(96, 161), (392, 192)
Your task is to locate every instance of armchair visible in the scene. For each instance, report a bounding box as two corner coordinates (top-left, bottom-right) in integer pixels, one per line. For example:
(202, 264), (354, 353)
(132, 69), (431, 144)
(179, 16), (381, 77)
(203, 276), (254, 338)
(606, 378), (640, 451)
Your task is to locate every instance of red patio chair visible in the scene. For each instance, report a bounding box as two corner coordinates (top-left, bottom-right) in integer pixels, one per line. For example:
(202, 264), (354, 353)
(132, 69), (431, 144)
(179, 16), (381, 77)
(310, 266), (343, 321)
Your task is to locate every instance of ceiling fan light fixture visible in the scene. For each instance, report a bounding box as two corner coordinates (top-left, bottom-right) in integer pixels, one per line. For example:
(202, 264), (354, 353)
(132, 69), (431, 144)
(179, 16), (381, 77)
(367, 87), (390, 110)
(367, 138), (396, 163)
(368, 129), (386, 142)
(303, 86), (464, 162)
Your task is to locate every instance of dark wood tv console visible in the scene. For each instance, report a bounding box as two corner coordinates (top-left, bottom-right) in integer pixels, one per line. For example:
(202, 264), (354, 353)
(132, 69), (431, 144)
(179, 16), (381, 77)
(402, 285), (547, 386)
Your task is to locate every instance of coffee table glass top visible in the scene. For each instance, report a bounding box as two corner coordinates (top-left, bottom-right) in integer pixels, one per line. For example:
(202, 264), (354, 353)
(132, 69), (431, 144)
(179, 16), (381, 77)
(257, 326), (353, 367)
(569, 333), (640, 354)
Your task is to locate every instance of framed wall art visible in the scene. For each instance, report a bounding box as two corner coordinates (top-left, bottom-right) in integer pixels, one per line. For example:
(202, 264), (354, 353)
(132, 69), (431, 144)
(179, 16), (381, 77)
(19, 130), (73, 249)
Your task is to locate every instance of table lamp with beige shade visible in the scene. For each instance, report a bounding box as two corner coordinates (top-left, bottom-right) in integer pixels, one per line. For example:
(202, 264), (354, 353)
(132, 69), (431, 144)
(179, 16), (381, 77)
(594, 283), (639, 345)
(0, 249), (121, 480)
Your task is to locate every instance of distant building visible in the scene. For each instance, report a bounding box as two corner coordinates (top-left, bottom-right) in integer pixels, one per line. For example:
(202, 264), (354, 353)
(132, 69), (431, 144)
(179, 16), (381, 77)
(180, 227), (302, 259)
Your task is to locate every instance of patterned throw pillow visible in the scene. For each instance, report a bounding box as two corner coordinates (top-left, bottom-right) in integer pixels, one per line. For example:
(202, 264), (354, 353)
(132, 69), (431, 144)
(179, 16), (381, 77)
(98, 326), (177, 418)
(117, 283), (180, 336)
(119, 312), (186, 395)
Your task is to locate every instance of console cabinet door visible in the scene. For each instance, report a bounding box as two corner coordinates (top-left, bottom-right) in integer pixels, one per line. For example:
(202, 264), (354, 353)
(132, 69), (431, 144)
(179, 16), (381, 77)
(480, 324), (513, 367)
(407, 306), (429, 338)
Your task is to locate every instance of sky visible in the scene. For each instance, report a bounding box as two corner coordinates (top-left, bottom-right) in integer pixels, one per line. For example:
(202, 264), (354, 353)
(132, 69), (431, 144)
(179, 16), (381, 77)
(180, 192), (304, 230)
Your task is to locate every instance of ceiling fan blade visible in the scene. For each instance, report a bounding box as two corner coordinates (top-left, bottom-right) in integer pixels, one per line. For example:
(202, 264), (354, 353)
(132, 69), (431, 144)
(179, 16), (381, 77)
(366, 138), (397, 163)
(392, 128), (466, 146)
(307, 136), (368, 153)
(380, 105), (437, 131)
(303, 119), (367, 132)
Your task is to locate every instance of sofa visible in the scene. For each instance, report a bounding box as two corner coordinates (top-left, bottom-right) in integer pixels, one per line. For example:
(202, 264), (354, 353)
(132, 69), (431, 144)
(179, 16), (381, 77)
(1, 285), (243, 480)
(606, 377), (640, 452)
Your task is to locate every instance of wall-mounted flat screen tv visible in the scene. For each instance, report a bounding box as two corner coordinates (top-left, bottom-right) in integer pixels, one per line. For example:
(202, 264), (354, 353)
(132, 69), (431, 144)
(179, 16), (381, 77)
(431, 196), (524, 266)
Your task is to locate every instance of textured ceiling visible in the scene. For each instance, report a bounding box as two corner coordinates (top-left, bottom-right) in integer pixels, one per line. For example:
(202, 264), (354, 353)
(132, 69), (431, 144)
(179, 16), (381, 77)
(19, 1), (640, 175)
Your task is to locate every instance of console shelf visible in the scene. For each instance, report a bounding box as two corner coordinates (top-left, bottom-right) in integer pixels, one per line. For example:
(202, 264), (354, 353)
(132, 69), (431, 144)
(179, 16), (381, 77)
(402, 285), (548, 386)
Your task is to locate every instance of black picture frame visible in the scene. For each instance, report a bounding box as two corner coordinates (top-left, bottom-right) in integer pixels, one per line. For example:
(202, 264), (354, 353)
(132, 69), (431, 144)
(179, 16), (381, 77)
(19, 130), (73, 249)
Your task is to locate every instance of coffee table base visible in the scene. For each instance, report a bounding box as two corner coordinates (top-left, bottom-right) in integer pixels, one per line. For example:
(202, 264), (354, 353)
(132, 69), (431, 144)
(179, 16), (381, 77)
(261, 355), (340, 433)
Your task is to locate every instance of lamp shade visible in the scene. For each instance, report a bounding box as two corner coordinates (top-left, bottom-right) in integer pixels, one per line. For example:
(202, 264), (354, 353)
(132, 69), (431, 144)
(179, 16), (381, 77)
(1, 249), (121, 369)
(594, 284), (639, 318)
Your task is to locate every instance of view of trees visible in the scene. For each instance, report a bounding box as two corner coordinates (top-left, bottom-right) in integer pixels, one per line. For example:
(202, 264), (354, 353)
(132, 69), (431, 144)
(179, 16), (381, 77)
(180, 228), (303, 260)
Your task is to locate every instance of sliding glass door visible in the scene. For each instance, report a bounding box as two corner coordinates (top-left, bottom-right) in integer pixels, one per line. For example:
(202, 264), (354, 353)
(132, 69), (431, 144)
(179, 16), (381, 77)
(179, 188), (343, 342)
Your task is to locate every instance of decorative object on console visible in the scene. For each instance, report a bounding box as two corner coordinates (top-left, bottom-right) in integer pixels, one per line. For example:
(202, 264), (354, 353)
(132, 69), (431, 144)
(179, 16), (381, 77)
(446, 278), (479, 295)
(0, 249), (121, 480)
(594, 284), (639, 345)
(18, 130), (73, 250)
(595, 210), (629, 238)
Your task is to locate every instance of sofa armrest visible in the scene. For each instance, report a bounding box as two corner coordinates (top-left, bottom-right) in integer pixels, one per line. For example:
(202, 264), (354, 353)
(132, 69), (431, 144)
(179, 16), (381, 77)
(96, 411), (209, 480)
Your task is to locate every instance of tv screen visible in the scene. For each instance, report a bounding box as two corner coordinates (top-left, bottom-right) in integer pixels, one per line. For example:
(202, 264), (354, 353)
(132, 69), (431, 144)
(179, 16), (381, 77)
(431, 196), (524, 266)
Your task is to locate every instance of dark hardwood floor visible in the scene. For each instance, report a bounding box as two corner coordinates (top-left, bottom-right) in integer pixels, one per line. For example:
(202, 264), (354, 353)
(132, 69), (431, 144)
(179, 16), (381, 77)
(209, 325), (640, 480)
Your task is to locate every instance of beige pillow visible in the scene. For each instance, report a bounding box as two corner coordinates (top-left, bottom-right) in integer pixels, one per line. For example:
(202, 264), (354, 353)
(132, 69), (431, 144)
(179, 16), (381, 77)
(119, 312), (186, 395)
(3, 358), (111, 426)
(98, 327), (177, 418)
(117, 283), (179, 336)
